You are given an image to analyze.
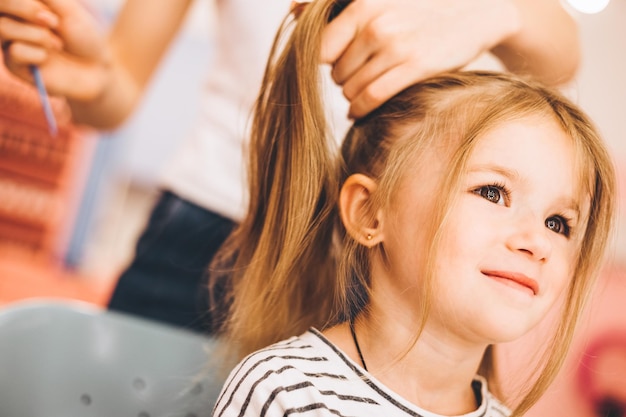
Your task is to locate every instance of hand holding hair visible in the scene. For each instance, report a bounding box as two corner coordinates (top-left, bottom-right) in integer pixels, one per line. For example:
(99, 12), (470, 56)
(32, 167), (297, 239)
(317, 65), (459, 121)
(320, 0), (578, 118)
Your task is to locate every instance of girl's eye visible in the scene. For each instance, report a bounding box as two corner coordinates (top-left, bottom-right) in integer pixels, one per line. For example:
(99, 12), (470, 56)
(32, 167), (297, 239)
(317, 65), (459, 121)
(545, 216), (571, 237)
(474, 185), (506, 205)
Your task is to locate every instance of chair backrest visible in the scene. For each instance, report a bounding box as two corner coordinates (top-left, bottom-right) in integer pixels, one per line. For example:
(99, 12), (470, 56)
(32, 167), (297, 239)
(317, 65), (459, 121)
(0, 299), (224, 417)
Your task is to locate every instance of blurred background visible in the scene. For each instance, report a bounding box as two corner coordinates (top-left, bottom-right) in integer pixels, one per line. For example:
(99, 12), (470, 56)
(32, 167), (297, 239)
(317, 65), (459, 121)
(0, 0), (215, 304)
(0, 0), (625, 415)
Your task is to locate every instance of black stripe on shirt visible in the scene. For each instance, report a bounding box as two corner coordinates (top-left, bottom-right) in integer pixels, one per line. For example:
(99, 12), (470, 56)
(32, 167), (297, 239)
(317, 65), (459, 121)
(218, 354), (328, 417)
(214, 339), (313, 413)
(260, 380), (379, 417)
(283, 402), (352, 417)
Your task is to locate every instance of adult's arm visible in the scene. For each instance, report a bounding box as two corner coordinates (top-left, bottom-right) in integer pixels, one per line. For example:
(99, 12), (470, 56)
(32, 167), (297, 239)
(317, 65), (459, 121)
(321, 0), (579, 118)
(492, 0), (579, 86)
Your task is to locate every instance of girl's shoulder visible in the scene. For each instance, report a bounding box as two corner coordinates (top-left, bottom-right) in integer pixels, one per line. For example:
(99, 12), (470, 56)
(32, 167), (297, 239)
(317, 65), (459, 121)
(212, 329), (364, 416)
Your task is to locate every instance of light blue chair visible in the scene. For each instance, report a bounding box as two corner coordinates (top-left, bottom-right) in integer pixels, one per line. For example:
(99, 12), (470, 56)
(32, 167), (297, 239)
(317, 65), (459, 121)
(0, 299), (225, 417)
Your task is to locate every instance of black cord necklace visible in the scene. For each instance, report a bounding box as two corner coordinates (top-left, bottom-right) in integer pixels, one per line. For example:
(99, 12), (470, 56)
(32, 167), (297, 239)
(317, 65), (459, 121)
(349, 320), (368, 371)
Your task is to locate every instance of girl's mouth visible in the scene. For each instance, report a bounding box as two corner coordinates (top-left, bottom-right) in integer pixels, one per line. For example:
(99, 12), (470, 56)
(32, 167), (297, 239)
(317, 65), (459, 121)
(482, 270), (539, 296)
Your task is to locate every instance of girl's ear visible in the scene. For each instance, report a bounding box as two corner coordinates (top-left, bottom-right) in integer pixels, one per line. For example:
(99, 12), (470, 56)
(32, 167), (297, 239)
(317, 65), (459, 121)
(339, 174), (384, 247)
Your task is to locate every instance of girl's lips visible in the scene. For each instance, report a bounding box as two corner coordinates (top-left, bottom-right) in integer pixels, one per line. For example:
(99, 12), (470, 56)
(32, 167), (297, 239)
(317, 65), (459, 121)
(482, 270), (539, 295)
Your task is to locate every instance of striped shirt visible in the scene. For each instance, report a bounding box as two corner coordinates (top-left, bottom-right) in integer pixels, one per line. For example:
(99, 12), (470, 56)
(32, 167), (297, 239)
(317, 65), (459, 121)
(212, 328), (511, 417)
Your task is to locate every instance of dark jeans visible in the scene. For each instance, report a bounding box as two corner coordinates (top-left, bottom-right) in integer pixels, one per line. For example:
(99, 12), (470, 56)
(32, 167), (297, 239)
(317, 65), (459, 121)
(107, 190), (236, 333)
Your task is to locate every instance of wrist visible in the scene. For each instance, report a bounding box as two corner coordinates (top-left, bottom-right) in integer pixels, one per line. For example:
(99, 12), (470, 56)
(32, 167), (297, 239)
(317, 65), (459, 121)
(67, 53), (138, 129)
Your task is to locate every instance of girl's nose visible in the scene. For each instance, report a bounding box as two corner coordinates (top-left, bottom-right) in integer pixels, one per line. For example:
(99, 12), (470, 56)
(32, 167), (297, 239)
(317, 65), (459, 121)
(505, 209), (552, 262)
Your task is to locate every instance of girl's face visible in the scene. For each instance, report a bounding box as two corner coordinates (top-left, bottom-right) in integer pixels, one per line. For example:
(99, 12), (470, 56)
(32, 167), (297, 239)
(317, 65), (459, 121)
(379, 115), (589, 345)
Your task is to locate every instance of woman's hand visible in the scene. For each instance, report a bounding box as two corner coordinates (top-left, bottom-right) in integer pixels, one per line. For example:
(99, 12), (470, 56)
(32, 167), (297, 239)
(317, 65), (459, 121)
(321, 0), (523, 118)
(0, 0), (110, 102)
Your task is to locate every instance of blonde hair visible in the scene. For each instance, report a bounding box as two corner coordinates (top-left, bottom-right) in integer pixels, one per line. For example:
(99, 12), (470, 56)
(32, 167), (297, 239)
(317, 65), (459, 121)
(210, 0), (616, 415)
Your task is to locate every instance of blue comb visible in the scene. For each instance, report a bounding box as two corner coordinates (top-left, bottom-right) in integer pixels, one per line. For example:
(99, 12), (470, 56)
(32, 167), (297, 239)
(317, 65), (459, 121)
(30, 65), (58, 137)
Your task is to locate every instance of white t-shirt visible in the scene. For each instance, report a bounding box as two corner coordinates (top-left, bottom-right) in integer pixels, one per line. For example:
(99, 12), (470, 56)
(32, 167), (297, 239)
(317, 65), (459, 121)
(213, 328), (511, 417)
(160, 0), (349, 221)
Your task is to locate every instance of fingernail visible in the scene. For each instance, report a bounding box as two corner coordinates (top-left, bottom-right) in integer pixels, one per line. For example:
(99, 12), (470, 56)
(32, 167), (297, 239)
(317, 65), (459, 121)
(37, 10), (59, 28)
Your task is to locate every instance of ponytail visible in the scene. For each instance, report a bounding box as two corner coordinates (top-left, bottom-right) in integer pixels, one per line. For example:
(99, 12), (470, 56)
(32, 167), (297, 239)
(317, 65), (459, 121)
(211, 0), (349, 359)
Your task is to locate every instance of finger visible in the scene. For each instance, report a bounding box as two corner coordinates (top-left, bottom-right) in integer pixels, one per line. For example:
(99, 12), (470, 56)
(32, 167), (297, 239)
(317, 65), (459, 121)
(37, 0), (103, 60)
(4, 41), (49, 66)
(339, 36), (411, 101)
(330, 42), (374, 87)
(3, 41), (48, 83)
(348, 64), (432, 119)
(0, 0), (59, 28)
(340, 52), (395, 102)
(38, 0), (82, 18)
(0, 16), (63, 50)
(321, 0), (377, 64)
(330, 15), (398, 86)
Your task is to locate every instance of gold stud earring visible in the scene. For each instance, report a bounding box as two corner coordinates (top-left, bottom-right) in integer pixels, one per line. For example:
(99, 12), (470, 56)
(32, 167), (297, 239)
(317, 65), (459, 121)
(366, 234), (373, 240)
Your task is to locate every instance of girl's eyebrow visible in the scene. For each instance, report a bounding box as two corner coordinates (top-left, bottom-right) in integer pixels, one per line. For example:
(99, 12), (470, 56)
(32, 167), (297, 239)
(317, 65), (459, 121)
(467, 164), (520, 181)
(468, 164), (582, 219)
(554, 197), (582, 222)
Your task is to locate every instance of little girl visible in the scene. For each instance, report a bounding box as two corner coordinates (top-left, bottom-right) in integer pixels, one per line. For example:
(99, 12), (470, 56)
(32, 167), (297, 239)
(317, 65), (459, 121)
(210, 1), (616, 416)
